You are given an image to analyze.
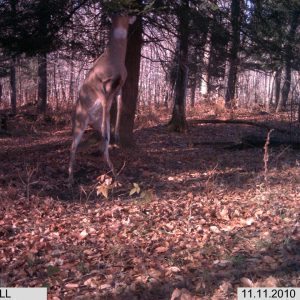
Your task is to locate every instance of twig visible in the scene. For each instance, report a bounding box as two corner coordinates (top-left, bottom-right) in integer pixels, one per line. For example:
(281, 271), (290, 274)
(116, 160), (127, 176)
(263, 129), (274, 183)
(18, 165), (39, 201)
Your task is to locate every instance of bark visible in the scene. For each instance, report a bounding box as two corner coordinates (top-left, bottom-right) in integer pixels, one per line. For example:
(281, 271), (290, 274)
(168, 0), (189, 132)
(206, 36), (214, 98)
(225, 0), (241, 107)
(69, 60), (75, 105)
(189, 30), (208, 107)
(164, 91), (169, 108)
(0, 82), (3, 103)
(276, 11), (299, 112)
(58, 66), (67, 103)
(190, 79), (197, 108)
(10, 57), (17, 114)
(168, 56), (189, 132)
(53, 64), (59, 110)
(118, 15), (143, 147)
(274, 68), (282, 108)
(37, 53), (47, 113)
(277, 60), (292, 112)
(298, 99), (300, 123)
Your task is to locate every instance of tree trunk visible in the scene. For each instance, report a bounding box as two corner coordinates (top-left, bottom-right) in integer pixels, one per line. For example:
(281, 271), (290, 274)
(274, 68), (282, 108)
(206, 34), (214, 98)
(10, 57), (17, 114)
(168, 0), (189, 132)
(0, 82), (2, 103)
(53, 63), (60, 110)
(190, 78), (197, 108)
(298, 98), (300, 123)
(277, 62), (291, 112)
(69, 58), (75, 105)
(225, 0), (241, 107)
(276, 11), (299, 112)
(164, 91), (169, 108)
(37, 53), (47, 113)
(118, 15), (143, 147)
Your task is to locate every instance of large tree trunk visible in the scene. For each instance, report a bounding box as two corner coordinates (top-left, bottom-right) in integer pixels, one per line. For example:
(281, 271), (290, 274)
(276, 11), (299, 112)
(37, 53), (47, 113)
(118, 15), (143, 147)
(10, 57), (17, 114)
(225, 0), (241, 107)
(168, 0), (189, 132)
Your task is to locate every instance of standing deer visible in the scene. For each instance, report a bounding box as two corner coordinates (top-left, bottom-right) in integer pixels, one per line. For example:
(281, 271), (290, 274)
(68, 14), (136, 184)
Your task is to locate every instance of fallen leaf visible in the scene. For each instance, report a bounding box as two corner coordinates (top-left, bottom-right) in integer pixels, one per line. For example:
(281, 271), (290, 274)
(240, 277), (254, 287)
(79, 229), (88, 240)
(262, 256), (276, 265)
(259, 276), (278, 287)
(210, 226), (220, 234)
(65, 283), (79, 288)
(148, 268), (162, 279)
(155, 246), (168, 253)
(100, 283), (111, 290)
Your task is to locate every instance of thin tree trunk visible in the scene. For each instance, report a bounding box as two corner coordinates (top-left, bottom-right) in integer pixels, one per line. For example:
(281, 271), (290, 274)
(69, 59), (75, 105)
(58, 66), (67, 104)
(37, 53), (47, 113)
(192, 27), (208, 103)
(53, 63), (60, 110)
(277, 61), (292, 112)
(225, 0), (241, 107)
(0, 83), (2, 103)
(298, 97), (300, 122)
(276, 11), (299, 112)
(10, 57), (17, 114)
(118, 15), (143, 147)
(206, 36), (214, 98)
(164, 91), (169, 108)
(168, 0), (189, 132)
(201, 30), (211, 96)
(190, 78), (197, 108)
(274, 68), (282, 108)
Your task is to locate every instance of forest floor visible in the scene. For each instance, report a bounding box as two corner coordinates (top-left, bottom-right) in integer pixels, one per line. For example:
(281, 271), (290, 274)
(0, 104), (300, 300)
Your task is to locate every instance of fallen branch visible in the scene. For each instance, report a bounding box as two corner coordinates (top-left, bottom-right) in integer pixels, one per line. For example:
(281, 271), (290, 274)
(190, 119), (292, 134)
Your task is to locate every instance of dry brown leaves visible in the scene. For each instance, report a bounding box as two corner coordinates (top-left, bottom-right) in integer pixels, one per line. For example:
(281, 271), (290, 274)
(1, 109), (300, 299)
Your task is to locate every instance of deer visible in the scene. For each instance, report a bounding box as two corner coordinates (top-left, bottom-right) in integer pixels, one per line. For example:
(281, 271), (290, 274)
(68, 14), (136, 184)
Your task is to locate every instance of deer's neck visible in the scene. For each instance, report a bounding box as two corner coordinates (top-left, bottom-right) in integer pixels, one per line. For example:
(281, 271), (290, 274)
(106, 24), (129, 64)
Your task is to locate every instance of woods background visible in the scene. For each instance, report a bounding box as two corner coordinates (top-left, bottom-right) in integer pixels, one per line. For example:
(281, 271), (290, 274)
(1, 0), (300, 129)
(1, 2), (300, 299)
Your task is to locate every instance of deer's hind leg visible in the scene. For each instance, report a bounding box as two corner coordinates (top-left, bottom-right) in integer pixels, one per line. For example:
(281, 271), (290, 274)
(99, 95), (116, 175)
(114, 91), (122, 146)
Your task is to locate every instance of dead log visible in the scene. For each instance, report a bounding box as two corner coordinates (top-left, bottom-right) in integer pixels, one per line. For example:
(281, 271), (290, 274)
(190, 119), (300, 149)
(190, 119), (293, 134)
(226, 134), (300, 150)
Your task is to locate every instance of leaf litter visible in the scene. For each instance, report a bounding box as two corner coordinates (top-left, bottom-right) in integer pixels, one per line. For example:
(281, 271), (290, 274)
(0, 109), (300, 299)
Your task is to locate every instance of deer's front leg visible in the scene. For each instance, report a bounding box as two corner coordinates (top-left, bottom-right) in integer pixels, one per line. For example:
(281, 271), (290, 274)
(101, 101), (115, 175)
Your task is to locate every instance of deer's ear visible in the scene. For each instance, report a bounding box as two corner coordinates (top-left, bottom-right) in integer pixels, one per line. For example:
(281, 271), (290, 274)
(129, 16), (136, 24)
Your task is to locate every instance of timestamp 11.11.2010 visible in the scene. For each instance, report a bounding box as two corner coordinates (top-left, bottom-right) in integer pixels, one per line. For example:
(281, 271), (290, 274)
(237, 288), (299, 300)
